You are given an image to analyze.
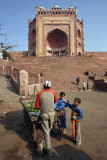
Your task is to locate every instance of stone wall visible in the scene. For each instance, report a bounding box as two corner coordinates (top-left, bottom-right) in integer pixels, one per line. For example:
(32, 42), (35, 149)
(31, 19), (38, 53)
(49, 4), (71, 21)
(12, 68), (19, 82)
(95, 80), (107, 92)
(84, 70), (107, 91)
(28, 72), (39, 84)
(8, 51), (28, 60)
(0, 66), (2, 73)
(93, 73), (107, 92)
(85, 52), (107, 57)
(28, 18), (36, 56)
(0, 66), (41, 96)
(28, 83), (41, 96)
(4, 66), (12, 75)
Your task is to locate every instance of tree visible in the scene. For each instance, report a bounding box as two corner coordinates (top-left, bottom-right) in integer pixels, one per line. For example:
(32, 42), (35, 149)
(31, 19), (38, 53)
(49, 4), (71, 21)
(2, 50), (12, 60)
(0, 24), (17, 51)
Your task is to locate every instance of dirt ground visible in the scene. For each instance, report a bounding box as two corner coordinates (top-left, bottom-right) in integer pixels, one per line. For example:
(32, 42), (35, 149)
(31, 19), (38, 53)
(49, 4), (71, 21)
(0, 76), (107, 160)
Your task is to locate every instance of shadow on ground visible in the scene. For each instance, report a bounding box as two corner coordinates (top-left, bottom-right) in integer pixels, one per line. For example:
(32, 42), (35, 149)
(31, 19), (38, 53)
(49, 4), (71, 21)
(0, 110), (27, 141)
(31, 143), (93, 160)
(5, 78), (18, 95)
(0, 110), (92, 160)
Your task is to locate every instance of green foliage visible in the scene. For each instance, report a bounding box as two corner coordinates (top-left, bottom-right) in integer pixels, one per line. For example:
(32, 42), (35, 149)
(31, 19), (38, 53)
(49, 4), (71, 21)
(25, 100), (40, 112)
(2, 50), (12, 60)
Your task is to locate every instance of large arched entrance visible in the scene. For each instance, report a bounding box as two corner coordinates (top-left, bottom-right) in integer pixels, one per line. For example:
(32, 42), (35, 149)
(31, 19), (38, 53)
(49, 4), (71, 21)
(46, 29), (68, 56)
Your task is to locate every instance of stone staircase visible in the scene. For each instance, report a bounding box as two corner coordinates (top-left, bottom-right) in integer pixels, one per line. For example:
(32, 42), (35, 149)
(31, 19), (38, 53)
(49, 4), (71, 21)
(1, 56), (107, 90)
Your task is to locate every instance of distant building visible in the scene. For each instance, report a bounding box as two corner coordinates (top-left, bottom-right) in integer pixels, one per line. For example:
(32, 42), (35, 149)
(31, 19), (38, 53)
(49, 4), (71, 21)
(28, 5), (84, 57)
(0, 48), (3, 59)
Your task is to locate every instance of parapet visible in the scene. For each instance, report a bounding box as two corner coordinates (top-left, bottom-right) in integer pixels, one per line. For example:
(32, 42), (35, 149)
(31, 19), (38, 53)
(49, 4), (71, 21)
(36, 5), (77, 15)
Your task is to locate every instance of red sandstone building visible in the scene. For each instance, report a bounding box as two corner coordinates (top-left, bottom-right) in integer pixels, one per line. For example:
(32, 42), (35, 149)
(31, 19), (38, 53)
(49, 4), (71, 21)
(28, 5), (84, 57)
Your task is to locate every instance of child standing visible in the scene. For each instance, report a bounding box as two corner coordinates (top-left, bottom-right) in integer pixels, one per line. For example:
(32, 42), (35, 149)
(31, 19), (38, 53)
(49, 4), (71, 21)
(87, 80), (89, 90)
(54, 92), (67, 133)
(82, 81), (86, 91)
(76, 77), (80, 85)
(65, 98), (84, 146)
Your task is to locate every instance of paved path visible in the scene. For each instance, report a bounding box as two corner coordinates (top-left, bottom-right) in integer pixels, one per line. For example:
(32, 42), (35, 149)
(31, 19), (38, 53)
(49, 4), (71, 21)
(0, 76), (20, 102)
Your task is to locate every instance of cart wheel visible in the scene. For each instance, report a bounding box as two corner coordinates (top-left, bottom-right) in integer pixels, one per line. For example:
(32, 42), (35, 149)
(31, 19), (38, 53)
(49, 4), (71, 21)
(33, 122), (36, 142)
(23, 109), (31, 129)
(27, 122), (37, 142)
(52, 116), (60, 134)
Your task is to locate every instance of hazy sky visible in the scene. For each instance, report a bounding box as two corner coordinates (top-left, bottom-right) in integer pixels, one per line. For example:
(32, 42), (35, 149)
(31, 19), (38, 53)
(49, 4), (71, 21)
(0, 0), (107, 51)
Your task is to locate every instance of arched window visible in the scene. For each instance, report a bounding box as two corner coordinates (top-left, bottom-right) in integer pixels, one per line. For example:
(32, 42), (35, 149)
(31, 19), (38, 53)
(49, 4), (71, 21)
(78, 29), (81, 38)
(78, 52), (81, 56)
(32, 29), (35, 34)
(32, 29), (36, 38)
(32, 52), (36, 56)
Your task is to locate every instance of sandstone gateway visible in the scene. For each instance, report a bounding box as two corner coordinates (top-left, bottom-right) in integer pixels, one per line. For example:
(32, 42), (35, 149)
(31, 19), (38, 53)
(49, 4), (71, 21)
(28, 5), (84, 57)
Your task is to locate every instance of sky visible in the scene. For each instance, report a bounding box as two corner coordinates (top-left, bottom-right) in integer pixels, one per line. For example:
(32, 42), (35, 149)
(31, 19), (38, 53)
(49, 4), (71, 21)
(0, 0), (107, 52)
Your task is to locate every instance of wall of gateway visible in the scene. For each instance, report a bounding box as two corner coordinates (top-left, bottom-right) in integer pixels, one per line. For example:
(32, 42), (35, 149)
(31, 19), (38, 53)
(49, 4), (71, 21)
(0, 66), (42, 96)
(28, 6), (84, 57)
(85, 52), (107, 57)
(87, 71), (107, 92)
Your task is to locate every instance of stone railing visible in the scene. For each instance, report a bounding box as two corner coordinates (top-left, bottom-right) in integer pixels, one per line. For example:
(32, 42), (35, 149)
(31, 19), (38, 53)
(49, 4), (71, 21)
(0, 66), (42, 96)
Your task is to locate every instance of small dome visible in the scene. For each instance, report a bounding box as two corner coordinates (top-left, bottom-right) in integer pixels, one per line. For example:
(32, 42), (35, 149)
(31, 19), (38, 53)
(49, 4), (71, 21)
(53, 4), (60, 9)
(39, 6), (45, 10)
(68, 6), (73, 10)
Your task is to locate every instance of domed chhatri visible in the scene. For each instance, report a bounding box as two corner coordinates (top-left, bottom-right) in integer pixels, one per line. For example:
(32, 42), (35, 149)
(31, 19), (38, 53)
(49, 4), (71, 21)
(68, 6), (73, 10)
(53, 4), (60, 9)
(39, 6), (45, 10)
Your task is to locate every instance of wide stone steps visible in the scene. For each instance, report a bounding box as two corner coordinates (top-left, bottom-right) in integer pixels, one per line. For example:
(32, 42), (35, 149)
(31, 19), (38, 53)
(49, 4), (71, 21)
(1, 56), (106, 90)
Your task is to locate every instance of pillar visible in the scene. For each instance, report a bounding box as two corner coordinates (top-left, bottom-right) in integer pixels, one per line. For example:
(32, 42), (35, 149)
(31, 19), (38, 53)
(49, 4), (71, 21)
(3, 66), (5, 74)
(19, 70), (28, 96)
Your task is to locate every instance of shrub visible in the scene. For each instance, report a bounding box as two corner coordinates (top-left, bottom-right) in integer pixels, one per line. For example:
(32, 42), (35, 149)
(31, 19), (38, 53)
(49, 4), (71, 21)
(2, 50), (12, 60)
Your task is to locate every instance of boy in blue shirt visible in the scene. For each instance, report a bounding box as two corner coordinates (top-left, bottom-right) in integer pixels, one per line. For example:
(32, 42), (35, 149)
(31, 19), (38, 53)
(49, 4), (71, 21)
(54, 92), (67, 133)
(64, 98), (84, 146)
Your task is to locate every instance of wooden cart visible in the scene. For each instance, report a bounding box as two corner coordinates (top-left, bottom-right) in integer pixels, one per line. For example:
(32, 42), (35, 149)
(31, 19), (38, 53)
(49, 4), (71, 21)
(20, 100), (67, 142)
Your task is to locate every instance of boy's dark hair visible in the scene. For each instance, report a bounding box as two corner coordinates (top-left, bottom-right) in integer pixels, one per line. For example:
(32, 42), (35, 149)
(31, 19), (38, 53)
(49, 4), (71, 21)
(60, 92), (65, 96)
(74, 98), (81, 104)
